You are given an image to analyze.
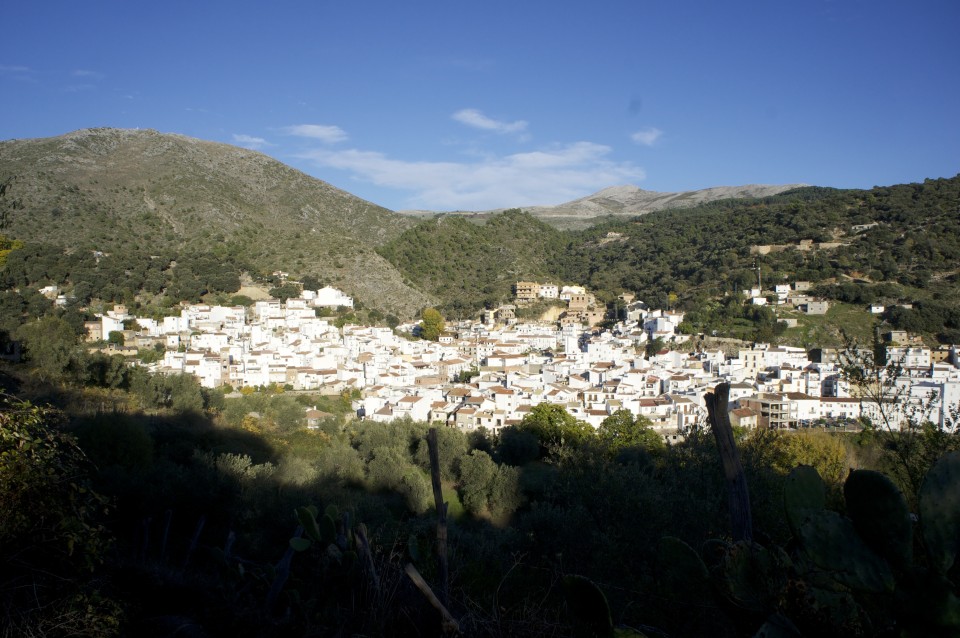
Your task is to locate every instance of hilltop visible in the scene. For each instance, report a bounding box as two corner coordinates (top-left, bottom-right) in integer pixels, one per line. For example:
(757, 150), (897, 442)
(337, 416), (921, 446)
(0, 128), (433, 316)
(398, 183), (805, 229)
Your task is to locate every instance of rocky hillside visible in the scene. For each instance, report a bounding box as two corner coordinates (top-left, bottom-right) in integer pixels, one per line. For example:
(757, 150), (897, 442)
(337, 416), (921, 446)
(399, 183), (805, 229)
(0, 128), (434, 316)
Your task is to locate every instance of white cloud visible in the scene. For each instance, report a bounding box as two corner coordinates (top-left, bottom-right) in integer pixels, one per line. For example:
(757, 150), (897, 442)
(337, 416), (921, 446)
(283, 124), (348, 144)
(72, 69), (104, 80)
(631, 127), (663, 146)
(297, 141), (645, 210)
(452, 109), (528, 135)
(0, 65), (37, 83)
(233, 134), (269, 150)
(64, 69), (104, 92)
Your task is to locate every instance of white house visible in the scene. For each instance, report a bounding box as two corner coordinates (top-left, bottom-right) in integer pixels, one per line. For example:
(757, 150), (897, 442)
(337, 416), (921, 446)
(313, 286), (354, 308)
(538, 284), (559, 299)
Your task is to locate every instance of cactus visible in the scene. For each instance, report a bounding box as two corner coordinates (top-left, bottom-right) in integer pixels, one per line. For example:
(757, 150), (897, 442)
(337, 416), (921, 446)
(844, 469), (913, 570)
(715, 541), (791, 614)
(295, 505), (321, 542)
(324, 503), (339, 521)
(654, 450), (958, 636)
(782, 578), (870, 636)
(797, 509), (895, 593)
(658, 536), (709, 598)
(895, 566), (960, 637)
(920, 451), (960, 575)
(788, 456), (960, 636)
(562, 574), (614, 638)
(561, 575), (650, 637)
(783, 465), (825, 537)
(752, 612), (801, 638)
(292, 505), (336, 550)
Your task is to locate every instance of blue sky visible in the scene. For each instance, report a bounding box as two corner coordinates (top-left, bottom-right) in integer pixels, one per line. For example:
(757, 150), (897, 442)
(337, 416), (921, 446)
(2, 1), (958, 211)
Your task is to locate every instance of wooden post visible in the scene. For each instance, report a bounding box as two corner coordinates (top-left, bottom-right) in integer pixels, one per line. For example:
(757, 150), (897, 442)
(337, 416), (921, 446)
(705, 382), (753, 542)
(405, 563), (460, 634)
(427, 427), (450, 608)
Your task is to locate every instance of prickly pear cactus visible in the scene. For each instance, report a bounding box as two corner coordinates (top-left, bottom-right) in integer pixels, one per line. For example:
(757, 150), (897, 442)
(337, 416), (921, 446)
(920, 451), (960, 576)
(752, 612), (801, 638)
(797, 509), (895, 593)
(844, 469), (913, 570)
(658, 536), (709, 599)
(715, 541), (791, 614)
(783, 465), (825, 536)
(563, 574), (613, 638)
(561, 575), (651, 637)
(782, 578), (870, 637)
(291, 505), (336, 551)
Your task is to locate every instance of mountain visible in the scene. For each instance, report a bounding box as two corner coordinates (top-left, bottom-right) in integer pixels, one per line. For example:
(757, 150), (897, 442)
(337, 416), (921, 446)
(398, 183), (806, 229)
(381, 176), (960, 344)
(0, 128), (434, 316)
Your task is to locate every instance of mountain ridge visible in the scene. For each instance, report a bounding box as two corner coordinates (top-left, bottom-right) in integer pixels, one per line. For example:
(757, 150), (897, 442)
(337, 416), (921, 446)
(397, 182), (806, 228)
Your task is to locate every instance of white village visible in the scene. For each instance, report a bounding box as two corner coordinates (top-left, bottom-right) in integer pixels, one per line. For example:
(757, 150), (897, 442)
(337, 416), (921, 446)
(80, 279), (960, 438)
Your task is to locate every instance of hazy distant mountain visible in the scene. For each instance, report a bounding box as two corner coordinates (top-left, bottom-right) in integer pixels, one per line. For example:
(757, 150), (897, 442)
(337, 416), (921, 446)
(399, 183), (806, 229)
(0, 128), (434, 315)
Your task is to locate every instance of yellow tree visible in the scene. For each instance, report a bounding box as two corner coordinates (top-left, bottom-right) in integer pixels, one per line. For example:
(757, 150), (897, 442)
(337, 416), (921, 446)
(419, 307), (445, 341)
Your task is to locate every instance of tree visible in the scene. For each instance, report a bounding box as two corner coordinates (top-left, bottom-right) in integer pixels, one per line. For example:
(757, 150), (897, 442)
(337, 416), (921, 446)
(107, 330), (125, 347)
(457, 450), (523, 519)
(455, 367), (480, 383)
(85, 352), (129, 389)
(488, 464), (523, 518)
(496, 426), (540, 466)
(131, 372), (204, 412)
(300, 274), (322, 291)
(0, 398), (111, 577)
(458, 450), (498, 514)
(264, 395), (305, 432)
(15, 315), (86, 383)
(517, 403), (594, 456)
(598, 409), (664, 454)
(269, 282), (301, 303)
(645, 337), (666, 358)
(419, 307), (445, 341)
(414, 425), (467, 481)
(0, 234), (24, 268)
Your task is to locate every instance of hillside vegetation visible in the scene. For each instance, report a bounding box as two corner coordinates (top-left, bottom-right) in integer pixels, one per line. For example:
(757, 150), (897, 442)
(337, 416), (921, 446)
(377, 210), (570, 317)
(0, 128), (433, 316)
(381, 176), (960, 344)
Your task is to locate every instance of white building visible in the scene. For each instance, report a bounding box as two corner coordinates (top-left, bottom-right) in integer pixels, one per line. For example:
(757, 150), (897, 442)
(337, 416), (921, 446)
(313, 286), (354, 308)
(538, 284), (559, 299)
